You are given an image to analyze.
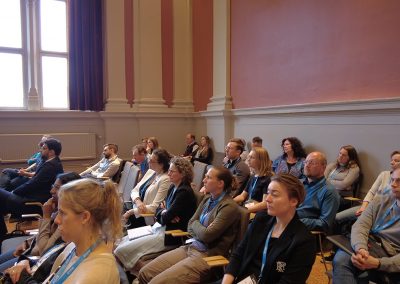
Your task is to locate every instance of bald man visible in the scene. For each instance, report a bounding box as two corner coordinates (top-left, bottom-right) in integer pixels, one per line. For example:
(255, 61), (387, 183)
(297, 151), (340, 233)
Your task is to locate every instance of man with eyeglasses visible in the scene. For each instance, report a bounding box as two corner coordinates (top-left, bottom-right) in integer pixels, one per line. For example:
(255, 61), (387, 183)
(0, 138), (64, 240)
(80, 143), (121, 179)
(297, 151), (340, 233)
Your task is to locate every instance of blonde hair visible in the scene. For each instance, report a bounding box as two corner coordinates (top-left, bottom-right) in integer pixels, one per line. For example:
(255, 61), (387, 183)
(251, 147), (273, 177)
(58, 178), (122, 242)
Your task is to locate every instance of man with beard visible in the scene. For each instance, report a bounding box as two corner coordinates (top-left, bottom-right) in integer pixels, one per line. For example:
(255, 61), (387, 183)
(80, 143), (121, 179)
(0, 138), (64, 240)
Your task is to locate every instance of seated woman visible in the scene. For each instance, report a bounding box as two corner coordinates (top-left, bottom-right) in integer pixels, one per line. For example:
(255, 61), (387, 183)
(0, 172), (81, 272)
(272, 137), (307, 180)
(44, 179), (121, 283)
(114, 157), (197, 271)
(146, 137), (159, 156)
(234, 147), (273, 213)
(192, 135), (214, 165)
(123, 149), (171, 229)
(221, 173), (316, 284)
(325, 145), (361, 211)
(138, 166), (240, 284)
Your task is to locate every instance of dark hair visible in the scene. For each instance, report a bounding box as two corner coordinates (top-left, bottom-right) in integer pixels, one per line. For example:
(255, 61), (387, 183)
(252, 136), (263, 144)
(104, 143), (118, 154)
(152, 149), (171, 173)
(57, 172), (81, 185)
(338, 145), (361, 169)
(213, 166), (233, 194)
(281, 137), (306, 159)
(44, 138), (62, 156)
(170, 156), (193, 185)
(229, 138), (245, 154)
(391, 150), (400, 158)
(132, 144), (147, 155)
(271, 173), (305, 207)
(201, 136), (211, 145)
(188, 133), (195, 140)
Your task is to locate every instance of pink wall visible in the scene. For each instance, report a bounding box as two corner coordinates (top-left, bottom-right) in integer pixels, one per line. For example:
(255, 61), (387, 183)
(231, 0), (400, 109)
(192, 0), (213, 111)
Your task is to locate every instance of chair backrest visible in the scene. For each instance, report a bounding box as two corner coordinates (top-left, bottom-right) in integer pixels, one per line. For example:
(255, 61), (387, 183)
(122, 165), (140, 202)
(235, 205), (250, 247)
(112, 159), (126, 183)
(117, 161), (133, 194)
(192, 161), (208, 191)
(352, 172), (363, 198)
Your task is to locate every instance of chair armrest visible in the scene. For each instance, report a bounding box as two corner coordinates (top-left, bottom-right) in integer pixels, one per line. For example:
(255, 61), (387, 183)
(171, 231), (190, 237)
(140, 213), (155, 217)
(24, 202), (43, 207)
(165, 230), (184, 235)
(344, 197), (362, 202)
(21, 214), (42, 220)
(203, 255), (229, 267)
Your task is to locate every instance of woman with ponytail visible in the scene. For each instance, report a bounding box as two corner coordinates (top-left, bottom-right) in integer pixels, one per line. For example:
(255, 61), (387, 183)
(42, 179), (122, 283)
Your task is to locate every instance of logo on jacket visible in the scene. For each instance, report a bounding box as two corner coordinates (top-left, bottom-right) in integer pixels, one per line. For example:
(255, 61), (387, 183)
(276, 261), (286, 273)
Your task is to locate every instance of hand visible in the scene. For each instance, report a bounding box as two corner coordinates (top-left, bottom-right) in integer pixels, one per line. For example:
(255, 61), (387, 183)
(160, 201), (166, 209)
(355, 203), (368, 216)
(17, 169), (28, 177)
(171, 216), (180, 223)
(123, 210), (133, 220)
(136, 200), (146, 213)
(42, 197), (55, 218)
(13, 242), (26, 257)
(351, 249), (379, 270)
(5, 260), (31, 284)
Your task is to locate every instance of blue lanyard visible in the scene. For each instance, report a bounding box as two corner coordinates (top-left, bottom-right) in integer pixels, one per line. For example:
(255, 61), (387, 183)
(50, 239), (102, 284)
(259, 224), (274, 280)
(199, 193), (225, 225)
(248, 176), (259, 200)
(371, 202), (400, 234)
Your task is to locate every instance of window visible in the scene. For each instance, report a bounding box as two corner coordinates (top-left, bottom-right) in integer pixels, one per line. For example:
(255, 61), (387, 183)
(0, 0), (68, 109)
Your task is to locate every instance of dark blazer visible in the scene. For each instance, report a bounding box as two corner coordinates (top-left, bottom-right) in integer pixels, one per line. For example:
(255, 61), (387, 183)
(225, 211), (316, 284)
(155, 182), (197, 246)
(13, 157), (64, 203)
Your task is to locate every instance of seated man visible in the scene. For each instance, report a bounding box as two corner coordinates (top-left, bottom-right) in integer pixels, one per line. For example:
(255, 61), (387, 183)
(182, 133), (199, 158)
(223, 138), (250, 197)
(80, 143), (121, 179)
(132, 144), (149, 182)
(251, 136), (263, 149)
(297, 151), (340, 233)
(333, 167), (400, 283)
(0, 138), (64, 240)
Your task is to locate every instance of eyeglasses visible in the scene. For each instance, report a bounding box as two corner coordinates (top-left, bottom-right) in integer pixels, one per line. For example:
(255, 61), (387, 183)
(304, 160), (319, 166)
(168, 169), (179, 173)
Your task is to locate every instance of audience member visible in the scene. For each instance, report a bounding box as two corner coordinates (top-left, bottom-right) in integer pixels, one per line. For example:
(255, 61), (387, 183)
(80, 143), (121, 179)
(223, 138), (250, 197)
(41, 179), (121, 283)
(0, 172), (81, 275)
(336, 150), (400, 231)
(124, 149), (171, 228)
(146, 137), (159, 155)
(0, 139), (63, 240)
(234, 147), (273, 213)
(138, 166), (240, 284)
(0, 135), (50, 191)
(272, 137), (307, 180)
(114, 157), (197, 271)
(240, 139), (250, 161)
(332, 167), (400, 284)
(297, 152), (340, 233)
(132, 144), (150, 182)
(251, 136), (263, 149)
(182, 133), (199, 157)
(325, 145), (361, 211)
(192, 135), (213, 165)
(221, 174), (316, 284)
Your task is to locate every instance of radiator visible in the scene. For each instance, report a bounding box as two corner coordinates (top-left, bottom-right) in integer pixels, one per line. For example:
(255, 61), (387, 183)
(0, 133), (97, 163)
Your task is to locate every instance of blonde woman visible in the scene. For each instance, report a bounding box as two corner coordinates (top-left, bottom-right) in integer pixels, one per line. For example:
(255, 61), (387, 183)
(234, 147), (273, 213)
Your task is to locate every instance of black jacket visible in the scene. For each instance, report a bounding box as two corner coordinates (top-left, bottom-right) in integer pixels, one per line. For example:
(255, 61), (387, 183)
(225, 211), (316, 284)
(13, 157), (63, 203)
(155, 182), (197, 246)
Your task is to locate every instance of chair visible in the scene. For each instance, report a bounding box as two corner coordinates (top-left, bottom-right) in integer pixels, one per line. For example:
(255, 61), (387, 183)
(192, 161), (208, 192)
(112, 159), (127, 183)
(311, 230), (332, 283)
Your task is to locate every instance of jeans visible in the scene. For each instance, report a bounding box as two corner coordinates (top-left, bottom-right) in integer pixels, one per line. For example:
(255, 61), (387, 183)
(0, 250), (17, 272)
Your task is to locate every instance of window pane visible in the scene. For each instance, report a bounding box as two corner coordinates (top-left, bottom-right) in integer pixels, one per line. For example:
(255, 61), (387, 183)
(42, 56), (68, 108)
(0, 53), (24, 107)
(0, 0), (22, 48)
(40, 0), (67, 52)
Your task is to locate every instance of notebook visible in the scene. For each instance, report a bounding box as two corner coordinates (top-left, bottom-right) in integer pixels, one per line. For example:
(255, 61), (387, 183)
(127, 225), (153, 240)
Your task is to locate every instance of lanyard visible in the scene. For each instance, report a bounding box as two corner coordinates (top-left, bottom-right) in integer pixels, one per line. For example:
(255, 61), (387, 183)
(199, 193), (226, 225)
(248, 176), (259, 200)
(371, 201), (400, 234)
(32, 243), (67, 273)
(50, 239), (101, 284)
(259, 224), (274, 280)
